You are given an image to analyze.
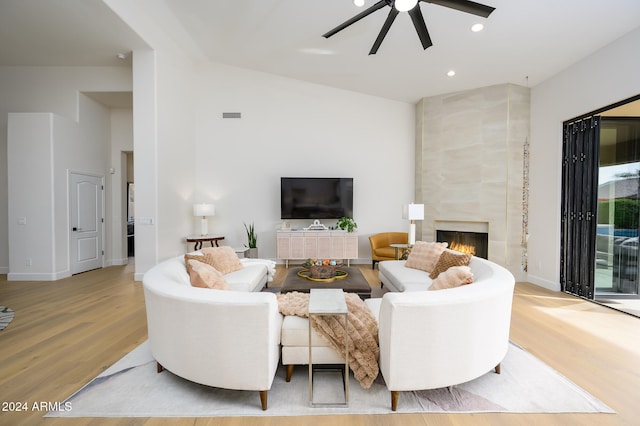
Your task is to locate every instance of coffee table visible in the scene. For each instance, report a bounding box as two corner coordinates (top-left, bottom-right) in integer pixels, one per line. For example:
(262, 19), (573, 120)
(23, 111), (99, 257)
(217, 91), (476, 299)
(281, 266), (371, 299)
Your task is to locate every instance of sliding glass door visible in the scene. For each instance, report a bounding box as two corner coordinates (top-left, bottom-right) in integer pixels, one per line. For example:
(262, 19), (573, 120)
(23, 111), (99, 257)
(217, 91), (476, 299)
(595, 118), (640, 297)
(561, 117), (600, 298)
(562, 116), (640, 299)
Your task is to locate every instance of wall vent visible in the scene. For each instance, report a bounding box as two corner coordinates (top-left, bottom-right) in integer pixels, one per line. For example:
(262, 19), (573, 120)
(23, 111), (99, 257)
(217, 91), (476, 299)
(222, 112), (241, 119)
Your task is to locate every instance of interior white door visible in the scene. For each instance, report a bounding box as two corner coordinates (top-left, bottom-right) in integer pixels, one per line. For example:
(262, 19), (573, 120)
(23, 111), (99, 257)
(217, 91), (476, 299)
(70, 173), (104, 274)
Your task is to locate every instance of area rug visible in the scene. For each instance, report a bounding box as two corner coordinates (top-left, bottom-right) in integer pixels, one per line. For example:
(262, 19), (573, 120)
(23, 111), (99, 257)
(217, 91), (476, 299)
(0, 306), (15, 331)
(46, 341), (613, 418)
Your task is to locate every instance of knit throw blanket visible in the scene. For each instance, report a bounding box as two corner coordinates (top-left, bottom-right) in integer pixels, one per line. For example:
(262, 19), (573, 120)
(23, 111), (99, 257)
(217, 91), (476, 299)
(277, 291), (379, 388)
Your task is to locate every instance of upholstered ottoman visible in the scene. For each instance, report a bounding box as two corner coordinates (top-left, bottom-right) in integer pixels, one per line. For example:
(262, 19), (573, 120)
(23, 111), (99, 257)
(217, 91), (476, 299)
(280, 315), (344, 381)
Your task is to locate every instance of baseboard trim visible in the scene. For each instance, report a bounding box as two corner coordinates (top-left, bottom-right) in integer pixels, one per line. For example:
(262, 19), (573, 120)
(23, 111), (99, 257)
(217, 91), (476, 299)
(527, 274), (560, 291)
(7, 270), (71, 281)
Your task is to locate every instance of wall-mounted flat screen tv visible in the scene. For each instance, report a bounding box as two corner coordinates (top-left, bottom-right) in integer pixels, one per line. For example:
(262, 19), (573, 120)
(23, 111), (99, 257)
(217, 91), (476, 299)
(281, 177), (353, 220)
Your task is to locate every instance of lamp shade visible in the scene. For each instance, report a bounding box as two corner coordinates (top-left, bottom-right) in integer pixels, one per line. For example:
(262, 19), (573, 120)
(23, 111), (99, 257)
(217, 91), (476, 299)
(403, 203), (424, 221)
(193, 204), (215, 236)
(403, 203), (424, 245)
(193, 203), (215, 217)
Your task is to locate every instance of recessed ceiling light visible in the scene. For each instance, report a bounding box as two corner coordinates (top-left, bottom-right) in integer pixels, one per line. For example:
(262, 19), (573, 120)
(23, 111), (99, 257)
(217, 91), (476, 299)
(447, 70), (456, 77)
(471, 23), (484, 32)
(117, 53), (127, 60)
(353, 0), (365, 6)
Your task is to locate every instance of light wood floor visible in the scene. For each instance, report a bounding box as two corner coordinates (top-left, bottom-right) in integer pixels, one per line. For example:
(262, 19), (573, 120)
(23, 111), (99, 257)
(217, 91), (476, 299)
(1, 262), (638, 425)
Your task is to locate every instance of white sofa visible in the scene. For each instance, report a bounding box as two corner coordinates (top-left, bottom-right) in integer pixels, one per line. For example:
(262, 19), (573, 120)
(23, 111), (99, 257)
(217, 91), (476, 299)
(142, 254), (283, 410)
(366, 255), (515, 411)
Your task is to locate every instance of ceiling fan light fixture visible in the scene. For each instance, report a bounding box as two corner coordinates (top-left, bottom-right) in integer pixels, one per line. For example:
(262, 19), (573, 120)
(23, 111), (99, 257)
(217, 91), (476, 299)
(395, 0), (418, 13)
(323, 0), (495, 54)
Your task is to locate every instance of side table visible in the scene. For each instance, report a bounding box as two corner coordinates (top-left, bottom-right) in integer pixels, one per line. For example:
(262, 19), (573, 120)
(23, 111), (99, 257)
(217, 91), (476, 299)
(390, 243), (412, 260)
(308, 288), (349, 407)
(185, 235), (225, 251)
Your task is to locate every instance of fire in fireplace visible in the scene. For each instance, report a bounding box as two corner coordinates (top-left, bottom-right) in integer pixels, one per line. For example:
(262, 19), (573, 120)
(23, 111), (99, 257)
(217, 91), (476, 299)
(436, 230), (488, 259)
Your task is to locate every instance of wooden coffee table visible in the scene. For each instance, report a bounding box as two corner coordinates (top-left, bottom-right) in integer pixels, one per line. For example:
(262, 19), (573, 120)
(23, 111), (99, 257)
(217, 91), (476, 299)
(281, 267), (371, 300)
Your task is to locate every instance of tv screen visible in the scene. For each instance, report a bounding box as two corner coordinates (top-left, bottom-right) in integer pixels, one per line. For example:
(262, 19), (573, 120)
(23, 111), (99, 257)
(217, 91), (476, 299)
(281, 177), (353, 220)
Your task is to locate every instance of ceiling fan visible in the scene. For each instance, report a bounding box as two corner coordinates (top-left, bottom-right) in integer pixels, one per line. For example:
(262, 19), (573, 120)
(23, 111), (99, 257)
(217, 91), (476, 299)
(323, 0), (496, 55)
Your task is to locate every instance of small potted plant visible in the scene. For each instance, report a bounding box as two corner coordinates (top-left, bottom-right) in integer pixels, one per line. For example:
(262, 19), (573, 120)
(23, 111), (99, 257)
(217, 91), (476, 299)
(336, 217), (357, 232)
(244, 222), (258, 258)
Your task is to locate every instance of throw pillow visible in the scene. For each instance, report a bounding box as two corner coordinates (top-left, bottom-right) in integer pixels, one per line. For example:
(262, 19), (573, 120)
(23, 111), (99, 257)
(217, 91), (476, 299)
(429, 265), (474, 290)
(202, 246), (243, 275)
(429, 251), (472, 279)
(188, 260), (230, 290)
(404, 241), (448, 272)
(184, 253), (217, 275)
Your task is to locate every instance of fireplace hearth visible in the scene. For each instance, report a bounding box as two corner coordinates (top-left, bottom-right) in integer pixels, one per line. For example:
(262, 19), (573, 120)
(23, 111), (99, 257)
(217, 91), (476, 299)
(436, 230), (488, 259)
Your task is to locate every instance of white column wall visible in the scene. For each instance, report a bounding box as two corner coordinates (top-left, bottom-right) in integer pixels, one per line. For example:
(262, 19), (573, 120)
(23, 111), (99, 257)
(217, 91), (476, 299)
(131, 49), (159, 280)
(7, 114), (56, 278)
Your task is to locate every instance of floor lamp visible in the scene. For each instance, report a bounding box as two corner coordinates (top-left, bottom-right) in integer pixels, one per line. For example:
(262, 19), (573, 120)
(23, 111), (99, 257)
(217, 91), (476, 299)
(404, 203), (424, 245)
(193, 203), (215, 236)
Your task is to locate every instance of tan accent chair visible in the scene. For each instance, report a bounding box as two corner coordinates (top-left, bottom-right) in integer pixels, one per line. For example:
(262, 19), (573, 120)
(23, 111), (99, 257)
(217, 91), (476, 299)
(369, 232), (409, 269)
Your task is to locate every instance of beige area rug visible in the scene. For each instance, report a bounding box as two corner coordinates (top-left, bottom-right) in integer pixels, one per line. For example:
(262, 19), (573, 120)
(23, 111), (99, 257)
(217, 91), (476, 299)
(46, 340), (613, 418)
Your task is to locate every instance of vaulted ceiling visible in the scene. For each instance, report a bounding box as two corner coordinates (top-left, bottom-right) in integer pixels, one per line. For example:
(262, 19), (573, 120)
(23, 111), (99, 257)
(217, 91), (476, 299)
(2, 0), (640, 103)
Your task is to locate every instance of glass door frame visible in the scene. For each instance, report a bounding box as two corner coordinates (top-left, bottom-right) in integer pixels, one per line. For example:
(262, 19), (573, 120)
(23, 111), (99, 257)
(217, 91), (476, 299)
(560, 94), (640, 303)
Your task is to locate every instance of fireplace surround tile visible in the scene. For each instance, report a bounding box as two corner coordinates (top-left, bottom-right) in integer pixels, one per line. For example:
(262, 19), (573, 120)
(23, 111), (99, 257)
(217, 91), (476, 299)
(417, 83), (530, 280)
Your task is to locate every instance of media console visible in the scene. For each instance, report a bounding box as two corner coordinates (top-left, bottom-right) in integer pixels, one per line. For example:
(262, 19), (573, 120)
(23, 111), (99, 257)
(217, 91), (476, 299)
(276, 230), (358, 268)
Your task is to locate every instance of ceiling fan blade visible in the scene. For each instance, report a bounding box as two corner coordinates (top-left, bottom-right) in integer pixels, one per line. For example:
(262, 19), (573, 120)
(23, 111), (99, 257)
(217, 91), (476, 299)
(408, 6), (433, 50)
(323, 0), (389, 38)
(369, 7), (399, 55)
(420, 0), (495, 18)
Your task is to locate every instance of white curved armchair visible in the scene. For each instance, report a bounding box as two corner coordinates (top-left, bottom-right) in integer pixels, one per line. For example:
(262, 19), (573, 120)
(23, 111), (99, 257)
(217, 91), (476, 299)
(143, 255), (283, 410)
(365, 256), (515, 411)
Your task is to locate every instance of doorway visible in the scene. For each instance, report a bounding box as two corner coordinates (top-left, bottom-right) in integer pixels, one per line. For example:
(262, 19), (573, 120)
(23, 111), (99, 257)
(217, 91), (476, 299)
(126, 152), (135, 258)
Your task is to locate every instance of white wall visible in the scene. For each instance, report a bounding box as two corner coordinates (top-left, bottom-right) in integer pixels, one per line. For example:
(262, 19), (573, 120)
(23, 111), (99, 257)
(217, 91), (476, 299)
(106, 0), (416, 280)
(186, 62), (416, 262)
(0, 66), (132, 276)
(7, 114), (56, 278)
(529, 27), (640, 290)
(138, 57), (415, 274)
(147, 48), (197, 270)
(7, 95), (112, 280)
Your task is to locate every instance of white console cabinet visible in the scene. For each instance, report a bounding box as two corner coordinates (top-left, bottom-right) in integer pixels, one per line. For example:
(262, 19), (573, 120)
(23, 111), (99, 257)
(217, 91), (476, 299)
(277, 230), (358, 267)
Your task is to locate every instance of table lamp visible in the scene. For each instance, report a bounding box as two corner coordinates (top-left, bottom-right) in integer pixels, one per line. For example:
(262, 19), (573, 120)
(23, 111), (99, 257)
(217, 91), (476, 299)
(193, 203), (215, 236)
(403, 203), (424, 245)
